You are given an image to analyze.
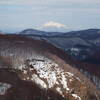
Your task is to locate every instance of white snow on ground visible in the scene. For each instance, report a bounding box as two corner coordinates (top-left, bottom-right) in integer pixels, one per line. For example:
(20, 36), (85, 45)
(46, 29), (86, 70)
(19, 56), (82, 100)
(0, 82), (11, 95)
(72, 94), (81, 100)
(29, 59), (59, 88)
(56, 87), (63, 95)
(23, 70), (27, 74)
(18, 64), (26, 70)
(31, 74), (47, 88)
(60, 72), (70, 91)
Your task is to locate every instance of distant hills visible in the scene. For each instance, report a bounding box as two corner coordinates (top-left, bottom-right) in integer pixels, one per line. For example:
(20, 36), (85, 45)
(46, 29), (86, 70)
(19, 28), (47, 35)
(19, 28), (100, 37)
(19, 28), (65, 36)
(19, 28), (100, 48)
(18, 28), (100, 67)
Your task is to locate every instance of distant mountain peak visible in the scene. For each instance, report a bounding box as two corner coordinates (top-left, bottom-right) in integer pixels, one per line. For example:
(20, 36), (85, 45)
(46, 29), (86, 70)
(39, 21), (69, 32)
(42, 21), (67, 28)
(19, 28), (46, 35)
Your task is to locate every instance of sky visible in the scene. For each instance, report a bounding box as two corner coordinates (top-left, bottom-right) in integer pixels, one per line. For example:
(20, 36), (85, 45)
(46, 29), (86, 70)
(0, 0), (100, 32)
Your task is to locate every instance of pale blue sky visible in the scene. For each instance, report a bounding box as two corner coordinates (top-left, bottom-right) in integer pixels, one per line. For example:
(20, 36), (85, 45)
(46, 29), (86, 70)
(0, 0), (100, 32)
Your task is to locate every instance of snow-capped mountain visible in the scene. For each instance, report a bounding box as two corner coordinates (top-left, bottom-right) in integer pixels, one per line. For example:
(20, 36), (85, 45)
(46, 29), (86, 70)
(0, 34), (100, 100)
(40, 21), (69, 32)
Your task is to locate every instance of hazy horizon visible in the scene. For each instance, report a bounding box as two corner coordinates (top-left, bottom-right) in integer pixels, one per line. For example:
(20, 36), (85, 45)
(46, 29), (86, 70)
(0, 0), (100, 33)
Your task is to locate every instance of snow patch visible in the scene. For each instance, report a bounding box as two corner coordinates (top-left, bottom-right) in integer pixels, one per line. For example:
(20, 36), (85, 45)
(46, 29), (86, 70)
(28, 58), (77, 95)
(60, 73), (70, 91)
(75, 77), (81, 82)
(18, 64), (25, 70)
(23, 70), (27, 74)
(29, 59), (58, 88)
(66, 72), (74, 77)
(0, 82), (11, 95)
(19, 57), (83, 98)
(31, 74), (47, 89)
(56, 87), (63, 96)
(72, 94), (81, 100)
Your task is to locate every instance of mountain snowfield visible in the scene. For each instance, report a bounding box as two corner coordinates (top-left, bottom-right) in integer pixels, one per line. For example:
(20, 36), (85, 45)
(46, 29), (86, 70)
(0, 34), (100, 100)
(19, 58), (81, 100)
